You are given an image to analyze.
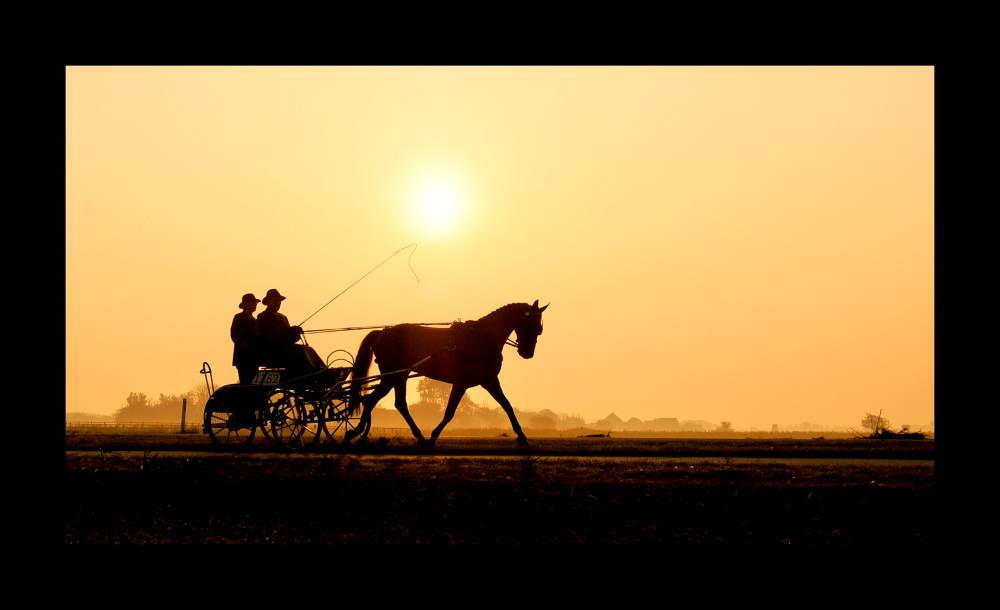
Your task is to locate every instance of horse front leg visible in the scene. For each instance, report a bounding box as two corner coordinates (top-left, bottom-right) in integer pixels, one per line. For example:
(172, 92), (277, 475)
(428, 385), (469, 446)
(481, 377), (529, 446)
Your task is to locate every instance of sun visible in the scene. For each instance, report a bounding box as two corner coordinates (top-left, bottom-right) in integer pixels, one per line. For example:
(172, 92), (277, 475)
(414, 175), (462, 237)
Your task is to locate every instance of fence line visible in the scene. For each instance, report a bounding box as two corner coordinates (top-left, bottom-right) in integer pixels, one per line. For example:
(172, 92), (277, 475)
(65, 422), (414, 437)
(66, 421), (194, 430)
(368, 427), (411, 437)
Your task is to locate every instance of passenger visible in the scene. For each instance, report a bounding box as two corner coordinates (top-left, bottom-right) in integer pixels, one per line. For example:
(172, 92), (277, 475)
(257, 288), (326, 375)
(231, 293), (261, 384)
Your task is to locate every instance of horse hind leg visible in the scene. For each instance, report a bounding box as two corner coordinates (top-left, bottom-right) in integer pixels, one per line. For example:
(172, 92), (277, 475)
(345, 381), (392, 442)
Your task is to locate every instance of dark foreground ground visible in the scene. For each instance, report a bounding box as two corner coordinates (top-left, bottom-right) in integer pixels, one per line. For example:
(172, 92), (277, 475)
(66, 434), (934, 545)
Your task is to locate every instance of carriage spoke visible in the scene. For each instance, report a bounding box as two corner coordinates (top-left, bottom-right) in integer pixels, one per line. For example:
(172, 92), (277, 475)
(265, 388), (322, 450)
(322, 398), (361, 443)
(206, 399), (256, 447)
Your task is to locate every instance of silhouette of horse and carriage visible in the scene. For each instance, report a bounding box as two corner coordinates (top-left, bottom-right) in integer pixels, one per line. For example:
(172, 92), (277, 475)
(201, 301), (548, 450)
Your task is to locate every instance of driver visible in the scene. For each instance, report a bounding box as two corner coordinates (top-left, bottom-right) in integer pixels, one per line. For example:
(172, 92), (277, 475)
(231, 293), (261, 384)
(256, 288), (326, 375)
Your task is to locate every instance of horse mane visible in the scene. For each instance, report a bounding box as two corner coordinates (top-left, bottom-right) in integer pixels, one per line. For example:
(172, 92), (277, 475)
(443, 303), (531, 345)
(474, 302), (531, 324)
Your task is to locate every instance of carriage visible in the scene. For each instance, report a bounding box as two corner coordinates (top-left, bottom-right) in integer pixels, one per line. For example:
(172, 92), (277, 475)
(200, 351), (374, 449)
(201, 300), (548, 450)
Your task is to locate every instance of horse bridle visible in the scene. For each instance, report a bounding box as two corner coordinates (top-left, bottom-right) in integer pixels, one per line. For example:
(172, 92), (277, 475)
(507, 311), (544, 349)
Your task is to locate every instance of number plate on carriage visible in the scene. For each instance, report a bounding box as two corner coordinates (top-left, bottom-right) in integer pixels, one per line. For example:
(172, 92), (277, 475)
(251, 371), (281, 385)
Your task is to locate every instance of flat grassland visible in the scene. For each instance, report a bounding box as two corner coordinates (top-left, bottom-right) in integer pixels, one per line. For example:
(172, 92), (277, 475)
(65, 430), (934, 545)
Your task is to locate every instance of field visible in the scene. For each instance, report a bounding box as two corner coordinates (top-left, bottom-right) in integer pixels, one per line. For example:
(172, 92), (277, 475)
(65, 430), (934, 545)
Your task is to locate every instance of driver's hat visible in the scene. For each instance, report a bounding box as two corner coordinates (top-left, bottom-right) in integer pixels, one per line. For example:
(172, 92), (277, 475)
(239, 293), (261, 309)
(262, 289), (286, 306)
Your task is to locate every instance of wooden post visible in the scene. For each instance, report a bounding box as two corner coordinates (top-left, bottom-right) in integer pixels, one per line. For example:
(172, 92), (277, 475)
(181, 398), (187, 432)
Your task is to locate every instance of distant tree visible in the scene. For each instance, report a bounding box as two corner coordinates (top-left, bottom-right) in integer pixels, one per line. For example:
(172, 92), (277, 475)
(416, 378), (453, 408)
(536, 409), (558, 424)
(456, 399), (505, 428)
(149, 393), (187, 421)
(409, 378), (490, 427)
(114, 392), (149, 422)
(718, 421), (733, 432)
(861, 412), (891, 435)
(406, 399), (444, 424)
(188, 383), (211, 413)
(529, 409), (557, 430)
(558, 412), (588, 429)
(113, 391), (197, 423)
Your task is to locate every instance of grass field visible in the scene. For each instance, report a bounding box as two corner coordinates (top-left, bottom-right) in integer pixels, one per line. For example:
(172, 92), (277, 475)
(66, 430), (934, 545)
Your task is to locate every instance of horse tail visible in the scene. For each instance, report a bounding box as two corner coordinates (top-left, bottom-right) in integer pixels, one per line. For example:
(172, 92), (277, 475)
(348, 330), (381, 416)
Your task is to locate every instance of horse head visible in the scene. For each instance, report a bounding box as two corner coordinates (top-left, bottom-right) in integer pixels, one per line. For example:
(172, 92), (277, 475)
(514, 300), (548, 359)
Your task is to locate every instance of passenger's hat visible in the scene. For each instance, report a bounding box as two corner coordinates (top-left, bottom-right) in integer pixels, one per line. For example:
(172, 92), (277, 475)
(239, 293), (260, 308)
(262, 288), (286, 305)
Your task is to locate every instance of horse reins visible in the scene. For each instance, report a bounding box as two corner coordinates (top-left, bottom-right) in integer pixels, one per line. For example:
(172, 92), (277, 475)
(303, 323), (452, 334)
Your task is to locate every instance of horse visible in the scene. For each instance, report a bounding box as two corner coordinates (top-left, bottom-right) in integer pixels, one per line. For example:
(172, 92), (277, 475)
(345, 300), (548, 446)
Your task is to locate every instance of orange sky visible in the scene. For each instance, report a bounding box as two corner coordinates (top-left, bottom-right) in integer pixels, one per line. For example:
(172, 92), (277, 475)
(66, 66), (934, 429)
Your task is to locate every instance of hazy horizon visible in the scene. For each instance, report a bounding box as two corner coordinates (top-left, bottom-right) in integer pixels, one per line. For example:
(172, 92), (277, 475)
(66, 66), (933, 431)
(66, 406), (934, 432)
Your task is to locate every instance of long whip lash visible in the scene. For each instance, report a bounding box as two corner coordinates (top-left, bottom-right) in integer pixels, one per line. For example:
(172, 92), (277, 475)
(299, 244), (420, 327)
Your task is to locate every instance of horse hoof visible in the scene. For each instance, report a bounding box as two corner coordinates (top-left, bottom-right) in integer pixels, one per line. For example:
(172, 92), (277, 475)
(517, 437), (530, 446)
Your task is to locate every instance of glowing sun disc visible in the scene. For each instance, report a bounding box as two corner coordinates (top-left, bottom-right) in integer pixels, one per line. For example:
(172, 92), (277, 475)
(417, 179), (459, 235)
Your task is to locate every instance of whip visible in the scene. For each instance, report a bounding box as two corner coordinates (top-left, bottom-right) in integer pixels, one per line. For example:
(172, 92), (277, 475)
(298, 244), (420, 327)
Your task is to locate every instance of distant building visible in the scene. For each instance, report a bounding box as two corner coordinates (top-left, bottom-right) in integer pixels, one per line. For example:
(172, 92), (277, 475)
(646, 417), (680, 431)
(593, 413), (625, 430)
(593, 414), (682, 431)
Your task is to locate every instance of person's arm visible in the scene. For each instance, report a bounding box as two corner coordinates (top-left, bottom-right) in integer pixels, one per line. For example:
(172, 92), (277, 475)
(259, 312), (298, 344)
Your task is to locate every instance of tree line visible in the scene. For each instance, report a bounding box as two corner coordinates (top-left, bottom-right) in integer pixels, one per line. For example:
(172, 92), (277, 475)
(375, 378), (587, 430)
(113, 384), (210, 423)
(109, 377), (608, 429)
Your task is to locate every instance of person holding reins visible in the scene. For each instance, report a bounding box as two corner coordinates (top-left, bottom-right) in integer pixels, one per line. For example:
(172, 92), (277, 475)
(256, 288), (326, 375)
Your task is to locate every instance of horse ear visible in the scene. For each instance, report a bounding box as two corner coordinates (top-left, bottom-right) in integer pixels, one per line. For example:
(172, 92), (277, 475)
(532, 300), (539, 308)
(539, 302), (549, 312)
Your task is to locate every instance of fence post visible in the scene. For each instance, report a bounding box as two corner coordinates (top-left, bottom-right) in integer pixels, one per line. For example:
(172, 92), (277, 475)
(181, 398), (187, 432)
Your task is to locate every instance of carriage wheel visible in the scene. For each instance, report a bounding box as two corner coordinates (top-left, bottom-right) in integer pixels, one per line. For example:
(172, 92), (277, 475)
(291, 395), (324, 449)
(265, 389), (323, 450)
(255, 406), (276, 442)
(205, 396), (257, 446)
(322, 397), (363, 442)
